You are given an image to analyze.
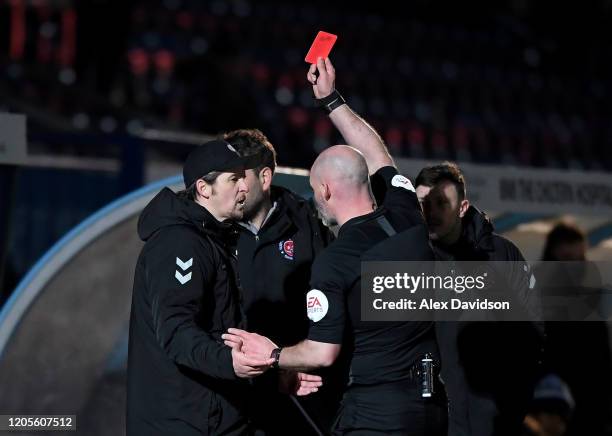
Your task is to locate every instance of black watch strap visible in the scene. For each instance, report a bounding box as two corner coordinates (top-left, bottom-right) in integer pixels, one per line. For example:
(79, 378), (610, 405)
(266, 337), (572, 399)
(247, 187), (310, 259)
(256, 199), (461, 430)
(270, 347), (282, 369)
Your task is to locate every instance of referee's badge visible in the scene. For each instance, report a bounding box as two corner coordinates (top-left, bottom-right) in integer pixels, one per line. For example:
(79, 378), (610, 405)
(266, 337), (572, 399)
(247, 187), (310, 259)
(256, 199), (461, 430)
(306, 289), (329, 322)
(278, 239), (294, 260)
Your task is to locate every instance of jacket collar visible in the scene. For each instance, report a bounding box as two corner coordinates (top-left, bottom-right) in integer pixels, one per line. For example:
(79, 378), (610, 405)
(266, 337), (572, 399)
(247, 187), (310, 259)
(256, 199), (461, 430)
(237, 187), (296, 241)
(238, 201), (279, 235)
(461, 205), (495, 252)
(337, 207), (384, 238)
(138, 187), (237, 243)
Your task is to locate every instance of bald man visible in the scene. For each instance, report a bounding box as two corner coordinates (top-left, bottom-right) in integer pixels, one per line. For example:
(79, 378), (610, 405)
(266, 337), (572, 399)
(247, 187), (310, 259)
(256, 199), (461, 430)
(224, 58), (446, 435)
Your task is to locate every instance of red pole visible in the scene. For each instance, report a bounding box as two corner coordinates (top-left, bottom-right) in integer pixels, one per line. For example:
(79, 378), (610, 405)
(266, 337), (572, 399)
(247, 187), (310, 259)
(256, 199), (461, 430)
(9, 0), (26, 61)
(58, 7), (77, 67)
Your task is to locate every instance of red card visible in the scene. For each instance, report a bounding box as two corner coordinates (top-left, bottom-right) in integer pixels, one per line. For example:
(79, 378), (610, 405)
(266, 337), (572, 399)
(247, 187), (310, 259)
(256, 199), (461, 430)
(305, 31), (338, 64)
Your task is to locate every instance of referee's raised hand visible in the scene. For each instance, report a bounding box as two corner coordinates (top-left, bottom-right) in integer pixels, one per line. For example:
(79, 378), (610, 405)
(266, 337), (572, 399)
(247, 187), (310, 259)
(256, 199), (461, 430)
(308, 57), (336, 99)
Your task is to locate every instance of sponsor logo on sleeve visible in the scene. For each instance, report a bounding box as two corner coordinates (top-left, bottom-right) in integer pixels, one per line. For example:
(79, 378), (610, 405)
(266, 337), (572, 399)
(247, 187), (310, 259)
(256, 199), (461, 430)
(175, 256), (193, 285)
(391, 175), (416, 192)
(306, 289), (329, 322)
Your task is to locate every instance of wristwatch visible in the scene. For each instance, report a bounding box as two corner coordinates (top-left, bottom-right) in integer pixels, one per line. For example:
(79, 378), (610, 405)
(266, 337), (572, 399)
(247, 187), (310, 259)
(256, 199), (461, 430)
(270, 347), (282, 369)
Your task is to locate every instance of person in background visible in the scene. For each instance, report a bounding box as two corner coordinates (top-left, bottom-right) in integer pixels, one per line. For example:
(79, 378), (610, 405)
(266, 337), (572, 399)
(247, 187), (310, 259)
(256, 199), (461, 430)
(223, 128), (337, 435)
(415, 162), (542, 436)
(540, 222), (612, 436)
(542, 223), (587, 261)
(522, 374), (575, 436)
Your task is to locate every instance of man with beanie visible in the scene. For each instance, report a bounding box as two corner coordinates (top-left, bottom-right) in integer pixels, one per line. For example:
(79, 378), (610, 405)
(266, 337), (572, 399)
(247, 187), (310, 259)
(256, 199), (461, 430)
(127, 140), (277, 435)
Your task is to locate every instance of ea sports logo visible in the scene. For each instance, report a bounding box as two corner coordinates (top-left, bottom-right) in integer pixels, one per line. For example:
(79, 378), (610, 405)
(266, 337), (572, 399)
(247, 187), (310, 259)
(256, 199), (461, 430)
(308, 296), (321, 308)
(306, 289), (328, 322)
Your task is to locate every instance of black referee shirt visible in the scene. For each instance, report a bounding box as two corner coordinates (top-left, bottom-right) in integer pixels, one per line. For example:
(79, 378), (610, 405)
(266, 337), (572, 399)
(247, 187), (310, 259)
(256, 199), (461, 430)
(306, 166), (437, 386)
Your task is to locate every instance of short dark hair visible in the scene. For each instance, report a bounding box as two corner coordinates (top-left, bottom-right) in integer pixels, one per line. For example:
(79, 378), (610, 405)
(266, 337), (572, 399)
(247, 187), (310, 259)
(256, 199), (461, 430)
(176, 171), (221, 201)
(223, 129), (277, 174)
(415, 162), (466, 200)
(542, 222), (586, 261)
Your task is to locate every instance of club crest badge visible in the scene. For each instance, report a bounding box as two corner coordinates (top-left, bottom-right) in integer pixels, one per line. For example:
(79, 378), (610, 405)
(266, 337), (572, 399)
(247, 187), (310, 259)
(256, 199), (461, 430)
(278, 239), (294, 260)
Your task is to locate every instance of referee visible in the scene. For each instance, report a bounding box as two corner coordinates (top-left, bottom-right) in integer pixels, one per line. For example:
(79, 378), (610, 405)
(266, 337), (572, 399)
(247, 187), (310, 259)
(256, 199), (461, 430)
(224, 57), (447, 435)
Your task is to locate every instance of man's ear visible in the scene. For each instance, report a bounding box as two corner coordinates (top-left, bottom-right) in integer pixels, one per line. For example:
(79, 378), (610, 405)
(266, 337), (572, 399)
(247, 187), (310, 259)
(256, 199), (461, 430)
(322, 183), (331, 201)
(458, 199), (470, 218)
(259, 167), (273, 191)
(196, 179), (211, 199)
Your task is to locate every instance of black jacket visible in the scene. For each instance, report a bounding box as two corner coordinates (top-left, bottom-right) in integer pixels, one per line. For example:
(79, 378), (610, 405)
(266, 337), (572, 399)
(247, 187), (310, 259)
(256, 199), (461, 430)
(127, 188), (247, 436)
(432, 207), (524, 263)
(434, 206), (542, 436)
(237, 186), (331, 346)
(236, 186), (336, 435)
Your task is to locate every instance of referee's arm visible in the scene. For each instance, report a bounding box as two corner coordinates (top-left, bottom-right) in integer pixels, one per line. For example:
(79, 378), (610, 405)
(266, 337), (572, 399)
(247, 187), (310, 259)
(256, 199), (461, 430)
(308, 56), (395, 173)
(278, 339), (341, 371)
(222, 329), (341, 372)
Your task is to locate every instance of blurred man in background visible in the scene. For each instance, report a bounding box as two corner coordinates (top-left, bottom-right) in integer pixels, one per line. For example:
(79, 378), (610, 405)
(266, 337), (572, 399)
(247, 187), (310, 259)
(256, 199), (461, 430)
(542, 223), (587, 262)
(540, 222), (612, 436)
(415, 162), (542, 436)
(522, 374), (575, 436)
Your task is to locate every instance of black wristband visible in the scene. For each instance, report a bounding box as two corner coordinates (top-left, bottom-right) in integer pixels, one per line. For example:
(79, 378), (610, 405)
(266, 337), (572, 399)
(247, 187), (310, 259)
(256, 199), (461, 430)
(270, 347), (282, 369)
(315, 90), (346, 114)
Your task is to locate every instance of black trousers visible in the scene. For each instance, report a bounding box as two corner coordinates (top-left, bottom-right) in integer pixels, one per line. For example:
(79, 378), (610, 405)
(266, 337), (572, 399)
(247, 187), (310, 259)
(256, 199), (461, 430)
(332, 379), (448, 436)
(249, 370), (341, 436)
(250, 390), (323, 436)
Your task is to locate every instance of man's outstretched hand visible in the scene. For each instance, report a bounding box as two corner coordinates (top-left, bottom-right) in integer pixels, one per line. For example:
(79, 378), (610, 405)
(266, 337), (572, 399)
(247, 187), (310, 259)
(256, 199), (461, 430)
(224, 335), (275, 378)
(307, 57), (336, 99)
(279, 370), (323, 396)
(222, 328), (278, 360)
